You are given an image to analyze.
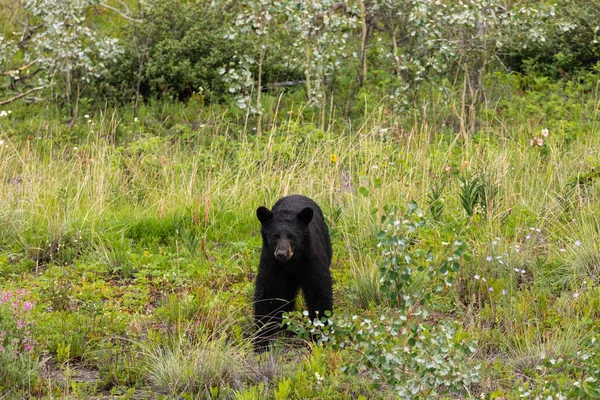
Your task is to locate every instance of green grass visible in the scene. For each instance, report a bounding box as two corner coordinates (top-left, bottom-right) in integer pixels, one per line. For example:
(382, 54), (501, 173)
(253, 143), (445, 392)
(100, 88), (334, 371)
(0, 75), (599, 398)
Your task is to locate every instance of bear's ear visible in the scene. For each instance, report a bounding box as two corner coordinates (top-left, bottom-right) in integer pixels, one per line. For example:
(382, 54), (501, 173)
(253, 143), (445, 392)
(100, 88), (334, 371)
(256, 206), (273, 225)
(297, 207), (313, 225)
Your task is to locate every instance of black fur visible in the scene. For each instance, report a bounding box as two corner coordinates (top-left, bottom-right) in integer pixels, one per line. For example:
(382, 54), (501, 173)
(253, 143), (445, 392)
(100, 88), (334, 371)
(253, 195), (333, 351)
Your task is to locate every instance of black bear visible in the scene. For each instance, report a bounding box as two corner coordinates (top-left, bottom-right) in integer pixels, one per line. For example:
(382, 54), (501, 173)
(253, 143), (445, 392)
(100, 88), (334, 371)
(253, 195), (333, 351)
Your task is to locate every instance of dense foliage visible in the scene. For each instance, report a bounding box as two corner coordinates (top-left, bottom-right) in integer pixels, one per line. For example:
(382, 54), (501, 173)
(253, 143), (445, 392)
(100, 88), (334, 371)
(2, 0), (600, 110)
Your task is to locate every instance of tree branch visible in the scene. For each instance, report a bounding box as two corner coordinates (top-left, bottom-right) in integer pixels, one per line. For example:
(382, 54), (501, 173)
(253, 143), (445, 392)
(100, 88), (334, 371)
(0, 60), (37, 76)
(101, 2), (142, 23)
(0, 86), (45, 106)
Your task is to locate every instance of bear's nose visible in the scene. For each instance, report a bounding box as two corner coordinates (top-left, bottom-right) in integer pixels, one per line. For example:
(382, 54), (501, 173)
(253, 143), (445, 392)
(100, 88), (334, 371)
(275, 250), (288, 262)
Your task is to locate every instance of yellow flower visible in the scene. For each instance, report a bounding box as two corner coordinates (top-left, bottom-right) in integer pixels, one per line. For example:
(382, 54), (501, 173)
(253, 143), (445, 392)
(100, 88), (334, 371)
(144, 250), (149, 258)
(330, 153), (338, 163)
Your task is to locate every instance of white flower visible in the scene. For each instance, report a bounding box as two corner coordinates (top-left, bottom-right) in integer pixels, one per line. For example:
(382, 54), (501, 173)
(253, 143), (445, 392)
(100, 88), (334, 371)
(575, 240), (581, 247)
(489, 287), (494, 292)
(573, 292), (580, 299)
(0, 140), (4, 146)
(541, 128), (549, 137)
(0, 110), (8, 117)
(134, 117), (139, 122)
(474, 274), (480, 280)
(84, 114), (90, 119)
(560, 248), (566, 252)
(486, 256), (492, 261)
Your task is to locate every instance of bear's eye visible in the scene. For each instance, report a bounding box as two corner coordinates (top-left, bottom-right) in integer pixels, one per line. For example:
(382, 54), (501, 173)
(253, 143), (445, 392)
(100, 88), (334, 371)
(288, 234), (296, 240)
(272, 234), (280, 240)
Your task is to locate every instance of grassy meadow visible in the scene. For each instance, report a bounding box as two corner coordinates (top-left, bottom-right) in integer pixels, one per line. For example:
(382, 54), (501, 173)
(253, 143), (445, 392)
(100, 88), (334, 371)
(1, 75), (600, 398)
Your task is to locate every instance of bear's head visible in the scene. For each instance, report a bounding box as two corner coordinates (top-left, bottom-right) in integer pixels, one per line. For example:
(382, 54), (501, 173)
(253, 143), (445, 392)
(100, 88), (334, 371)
(256, 206), (313, 263)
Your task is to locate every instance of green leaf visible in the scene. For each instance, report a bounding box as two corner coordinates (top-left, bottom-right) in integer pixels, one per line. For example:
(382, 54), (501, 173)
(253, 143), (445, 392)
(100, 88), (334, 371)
(359, 186), (369, 197)
(408, 200), (418, 212)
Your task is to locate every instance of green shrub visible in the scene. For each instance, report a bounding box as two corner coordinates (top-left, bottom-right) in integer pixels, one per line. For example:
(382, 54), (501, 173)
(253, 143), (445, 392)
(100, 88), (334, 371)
(501, 0), (600, 77)
(101, 0), (297, 103)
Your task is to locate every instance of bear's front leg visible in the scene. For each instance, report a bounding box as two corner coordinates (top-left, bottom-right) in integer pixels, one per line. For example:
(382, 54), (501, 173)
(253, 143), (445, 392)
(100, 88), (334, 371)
(301, 271), (333, 324)
(253, 273), (298, 351)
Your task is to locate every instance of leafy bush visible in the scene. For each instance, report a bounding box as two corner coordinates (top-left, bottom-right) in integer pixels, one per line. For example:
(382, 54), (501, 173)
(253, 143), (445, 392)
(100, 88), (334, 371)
(103, 0), (258, 102)
(501, 0), (600, 77)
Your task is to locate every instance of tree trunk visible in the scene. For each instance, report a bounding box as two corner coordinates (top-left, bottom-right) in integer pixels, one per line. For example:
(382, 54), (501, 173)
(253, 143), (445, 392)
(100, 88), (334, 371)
(305, 45), (312, 102)
(256, 39), (266, 136)
(359, 0), (368, 87)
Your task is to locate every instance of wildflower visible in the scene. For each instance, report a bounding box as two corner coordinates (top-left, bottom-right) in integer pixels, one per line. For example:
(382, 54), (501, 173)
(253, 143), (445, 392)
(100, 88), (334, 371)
(0, 110), (8, 117)
(486, 256), (493, 261)
(575, 240), (581, 247)
(529, 139), (535, 147)
(501, 289), (507, 296)
(526, 234), (531, 240)
(521, 269), (526, 274)
(134, 117), (139, 122)
(445, 165), (452, 172)
(573, 292), (580, 299)
(489, 287), (494, 292)
(541, 128), (549, 137)
(22, 301), (33, 310)
(514, 268), (520, 273)
(0, 139), (4, 146)
(84, 114), (89, 119)
(330, 153), (338, 163)
(536, 137), (544, 146)
(474, 274), (480, 280)
(315, 372), (324, 383)
(560, 248), (566, 252)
